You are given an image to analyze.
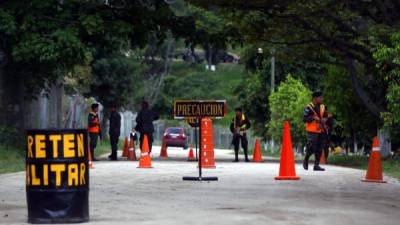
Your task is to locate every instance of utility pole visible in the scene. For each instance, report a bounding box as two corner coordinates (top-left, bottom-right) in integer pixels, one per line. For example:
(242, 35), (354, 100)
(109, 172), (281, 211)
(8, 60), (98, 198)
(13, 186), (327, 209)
(257, 47), (276, 154)
(270, 48), (275, 93)
(270, 48), (276, 153)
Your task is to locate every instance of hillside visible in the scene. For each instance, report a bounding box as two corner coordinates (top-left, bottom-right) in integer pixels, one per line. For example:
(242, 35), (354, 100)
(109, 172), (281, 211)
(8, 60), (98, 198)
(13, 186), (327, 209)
(158, 61), (245, 125)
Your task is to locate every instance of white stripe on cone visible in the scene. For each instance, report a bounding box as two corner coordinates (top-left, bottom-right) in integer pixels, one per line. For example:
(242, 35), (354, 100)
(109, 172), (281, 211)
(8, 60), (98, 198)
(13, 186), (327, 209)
(372, 147), (380, 152)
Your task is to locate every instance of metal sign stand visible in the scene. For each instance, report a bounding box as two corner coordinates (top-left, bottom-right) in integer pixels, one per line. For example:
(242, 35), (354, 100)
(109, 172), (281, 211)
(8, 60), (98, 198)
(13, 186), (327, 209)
(183, 117), (218, 181)
(194, 125), (198, 161)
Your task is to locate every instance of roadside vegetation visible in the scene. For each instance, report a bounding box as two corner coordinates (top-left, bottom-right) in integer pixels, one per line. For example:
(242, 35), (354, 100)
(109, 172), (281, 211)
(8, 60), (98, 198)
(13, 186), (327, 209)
(0, 144), (25, 174)
(328, 155), (400, 179)
(0, 140), (116, 174)
(266, 147), (400, 180)
(0, 126), (24, 174)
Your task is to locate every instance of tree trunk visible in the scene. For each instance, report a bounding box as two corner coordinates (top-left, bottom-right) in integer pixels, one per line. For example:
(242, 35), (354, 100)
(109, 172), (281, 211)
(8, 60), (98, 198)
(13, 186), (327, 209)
(378, 127), (391, 158)
(101, 107), (108, 141)
(147, 34), (175, 105)
(353, 136), (357, 154)
(345, 58), (382, 118)
(345, 58), (392, 156)
(5, 75), (25, 132)
(191, 45), (198, 64)
(0, 67), (4, 125)
(52, 82), (64, 128)
(38, 90), (49, 129)
(270, 139), (275, 153)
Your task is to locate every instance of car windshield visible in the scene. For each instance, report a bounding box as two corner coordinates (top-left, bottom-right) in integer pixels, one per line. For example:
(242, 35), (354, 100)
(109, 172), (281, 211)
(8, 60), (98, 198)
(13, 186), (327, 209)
(168, 128), (183, 134)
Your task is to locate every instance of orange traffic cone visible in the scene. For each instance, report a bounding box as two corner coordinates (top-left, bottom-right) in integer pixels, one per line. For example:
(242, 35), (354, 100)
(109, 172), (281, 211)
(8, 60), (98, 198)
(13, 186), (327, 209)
(275, 121), (300, 180)
(88, 147), (94, 169)
(128, 137), (137, 161)
(138, 135), (153, 168)
(362, 136), (386, 183)
(188, 144), (196, 161)
(122, 137), (129, 157)
(252, 139), (263, 162)
(320, 150), (326, 165)
(160, 137), (168, 158)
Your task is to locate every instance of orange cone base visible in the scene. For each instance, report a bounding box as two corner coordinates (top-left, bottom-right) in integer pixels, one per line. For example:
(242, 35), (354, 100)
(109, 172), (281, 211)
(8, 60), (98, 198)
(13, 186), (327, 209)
(160, 149), (168, 159)
(88, 161), (94, 169)
(253, 159), (264, 163)
(137, 158), (152, 168)
(275, 176), (300, 180)
(362, 179), (386, 183)
(88, 160), (94, 169)
(88, 152), (94, 169)
(199, 165), (216, 169)
(137, 166), (153, 168)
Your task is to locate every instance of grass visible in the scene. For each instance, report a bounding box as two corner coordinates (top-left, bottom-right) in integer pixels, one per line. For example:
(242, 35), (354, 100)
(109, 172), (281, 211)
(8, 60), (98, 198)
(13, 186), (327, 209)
(245, 148), (269, 157)
(0, 144), (25, 174)
(252, 146), (400, 180)
(382, 159), (400, 179)
(327, 155), (369, 169)
(267, 149), (282, 158)
(328, 155), (400, 179)
(0, 139), (119, 174)
(244, 146), (281, 158)
(93, 139), (115, 158)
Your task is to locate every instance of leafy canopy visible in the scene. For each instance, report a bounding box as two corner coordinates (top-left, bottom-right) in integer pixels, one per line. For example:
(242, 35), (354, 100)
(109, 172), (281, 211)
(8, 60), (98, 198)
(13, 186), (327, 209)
(373, 31), (400, 125)
(268, 75), (311, 144)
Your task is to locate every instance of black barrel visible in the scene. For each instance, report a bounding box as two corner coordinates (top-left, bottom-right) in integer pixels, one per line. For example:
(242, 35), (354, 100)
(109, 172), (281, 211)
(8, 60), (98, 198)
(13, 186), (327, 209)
(26, 129), (89, 224)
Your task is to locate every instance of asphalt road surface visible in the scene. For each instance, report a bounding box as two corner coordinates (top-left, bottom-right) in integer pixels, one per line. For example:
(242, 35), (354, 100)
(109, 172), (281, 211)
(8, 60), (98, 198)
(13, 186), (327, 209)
(1, 147), (399, 225)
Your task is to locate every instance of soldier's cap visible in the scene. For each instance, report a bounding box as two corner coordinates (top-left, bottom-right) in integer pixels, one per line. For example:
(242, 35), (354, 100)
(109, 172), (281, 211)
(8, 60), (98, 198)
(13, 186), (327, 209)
(91, 103), (99, 110)
(234, 107), (242, 112)
(312, 91), (323, 98)
(141, 101), (149, 109)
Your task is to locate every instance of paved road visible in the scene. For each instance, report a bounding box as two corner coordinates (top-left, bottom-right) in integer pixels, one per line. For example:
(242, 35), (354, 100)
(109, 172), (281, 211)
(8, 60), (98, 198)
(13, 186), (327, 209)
(1, 147), (399, 225)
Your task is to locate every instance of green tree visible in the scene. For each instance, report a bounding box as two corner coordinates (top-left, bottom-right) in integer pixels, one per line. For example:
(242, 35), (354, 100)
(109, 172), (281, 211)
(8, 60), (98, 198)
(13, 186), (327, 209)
(242, 46), (326, 91)
(234, 71), (270, 138)
(373, 31), (400, 150)
(373, 31), (400, 126)
(322, 65), (376, 151)
(191, 0), (400, 155)
(268, 75), (311, 146)
(237, 45), (325, 137)
(0, 0), (196, 129)
(191, 0), (398, 126)
(87, 54), (136, 109)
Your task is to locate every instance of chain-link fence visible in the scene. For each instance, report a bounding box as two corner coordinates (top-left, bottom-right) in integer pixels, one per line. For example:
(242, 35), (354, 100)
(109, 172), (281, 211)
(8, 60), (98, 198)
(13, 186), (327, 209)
(151, 120), (259, 151)
(21, 86), (270, 152)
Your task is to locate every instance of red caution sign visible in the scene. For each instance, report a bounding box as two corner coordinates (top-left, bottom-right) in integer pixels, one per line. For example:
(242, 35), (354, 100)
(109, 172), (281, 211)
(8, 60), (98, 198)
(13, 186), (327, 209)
(200, 118), (216, 169)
